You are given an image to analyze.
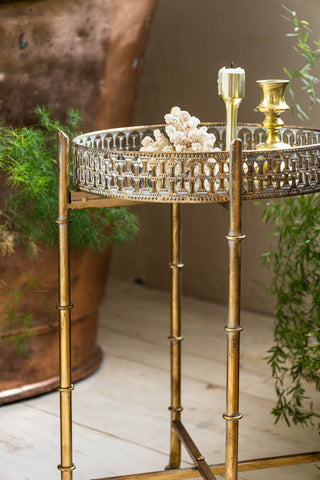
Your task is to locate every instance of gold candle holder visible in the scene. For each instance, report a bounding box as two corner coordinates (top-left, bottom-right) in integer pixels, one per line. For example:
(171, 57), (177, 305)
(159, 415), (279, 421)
(218, 66), (245, 151)
(255, 79), (290, 150)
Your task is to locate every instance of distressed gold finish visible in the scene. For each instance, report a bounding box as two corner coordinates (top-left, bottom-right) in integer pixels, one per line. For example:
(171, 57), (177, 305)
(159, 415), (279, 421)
(68, 190), (147, 209)
(172, 420), (217, 480)
(56, 130), (74, 480)
(224, 139), (245, 480)
(55, 124), (320, 480)
(255, 79), (290, 150)
(93, 451), (320, 480)
(167, 203), (183, 470)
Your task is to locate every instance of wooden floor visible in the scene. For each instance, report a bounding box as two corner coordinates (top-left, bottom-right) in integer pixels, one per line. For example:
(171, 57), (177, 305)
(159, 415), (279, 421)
(1, 279), (319, 480)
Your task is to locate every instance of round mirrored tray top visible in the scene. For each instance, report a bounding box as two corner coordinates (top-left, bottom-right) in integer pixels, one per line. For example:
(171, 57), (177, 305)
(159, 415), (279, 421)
(72, 123), (320, 203)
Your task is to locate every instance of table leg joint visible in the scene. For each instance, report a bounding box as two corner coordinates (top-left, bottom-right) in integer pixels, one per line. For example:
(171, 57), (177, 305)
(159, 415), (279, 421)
(172, 420), (217, 480)
(223, 413), (243, 421)
(57, 463), (76, 472)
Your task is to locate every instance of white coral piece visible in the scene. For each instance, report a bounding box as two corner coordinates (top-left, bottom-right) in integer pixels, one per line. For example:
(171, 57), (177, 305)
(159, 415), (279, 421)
(140, 129), (171, 152)
(140, 107), (220, 153)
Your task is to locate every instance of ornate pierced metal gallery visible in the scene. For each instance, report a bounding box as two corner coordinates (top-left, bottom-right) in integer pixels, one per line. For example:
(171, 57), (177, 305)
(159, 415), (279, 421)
(72, 124), (320, 204)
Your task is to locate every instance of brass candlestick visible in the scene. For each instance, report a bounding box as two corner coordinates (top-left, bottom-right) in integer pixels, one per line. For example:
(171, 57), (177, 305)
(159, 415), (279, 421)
(218, 66), (245, 151)
(255, 79), (290, 150)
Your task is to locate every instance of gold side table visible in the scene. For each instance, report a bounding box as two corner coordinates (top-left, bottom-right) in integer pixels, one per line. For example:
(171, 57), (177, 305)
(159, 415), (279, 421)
(56, 123), (320, 480)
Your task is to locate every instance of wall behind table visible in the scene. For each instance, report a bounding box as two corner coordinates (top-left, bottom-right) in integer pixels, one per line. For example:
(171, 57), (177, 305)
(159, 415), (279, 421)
(110, 0), (320, 314)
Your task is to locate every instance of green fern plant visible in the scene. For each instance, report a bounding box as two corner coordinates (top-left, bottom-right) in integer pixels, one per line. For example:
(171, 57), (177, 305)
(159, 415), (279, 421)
(0, 106), (139, 252)
(261, 6), (320, 429)
(262, 196), (320, 428)
(282, 5), (320, 120)
(0, 106), (139, 355)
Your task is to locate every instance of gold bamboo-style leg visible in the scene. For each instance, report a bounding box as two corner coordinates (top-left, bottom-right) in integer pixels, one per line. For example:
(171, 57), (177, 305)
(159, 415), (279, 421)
(224, 139), (245, 480)
(56, 130), (75, 480)
(167, 203), (183, 470)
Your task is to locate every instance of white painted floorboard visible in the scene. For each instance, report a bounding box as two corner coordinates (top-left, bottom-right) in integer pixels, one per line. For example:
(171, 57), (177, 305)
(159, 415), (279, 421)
(1, 279), (320, 479)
